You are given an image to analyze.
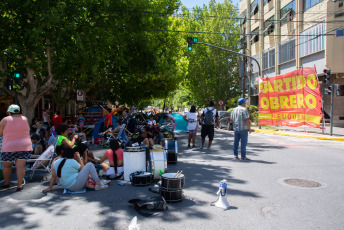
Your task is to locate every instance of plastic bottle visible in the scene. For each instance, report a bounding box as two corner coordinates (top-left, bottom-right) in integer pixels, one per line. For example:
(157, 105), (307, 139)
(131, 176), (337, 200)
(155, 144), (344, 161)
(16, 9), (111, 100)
(92, 137), (94, 144)
(99, 170), (104, 177)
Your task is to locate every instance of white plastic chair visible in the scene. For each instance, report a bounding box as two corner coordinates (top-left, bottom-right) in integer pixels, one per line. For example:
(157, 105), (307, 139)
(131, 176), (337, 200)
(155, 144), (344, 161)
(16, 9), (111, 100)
(26, 137), (59, 180)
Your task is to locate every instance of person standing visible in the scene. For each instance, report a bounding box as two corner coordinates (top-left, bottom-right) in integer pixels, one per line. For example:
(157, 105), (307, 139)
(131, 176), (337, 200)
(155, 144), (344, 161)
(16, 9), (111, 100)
(104, 108), (113, 130)
(200, 101), (219, 150)
(183, 105), (200, 148)
(43, 108), (51, 140)
(0, 105), (32, 191)
(231, 98), (252, 160)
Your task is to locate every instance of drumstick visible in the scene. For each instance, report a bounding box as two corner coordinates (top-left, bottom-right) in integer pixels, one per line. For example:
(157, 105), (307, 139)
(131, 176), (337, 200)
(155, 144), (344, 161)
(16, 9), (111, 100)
(177, 170), (183, 178)
(174, 171), (180, 178)
(175, 170), (183, 178)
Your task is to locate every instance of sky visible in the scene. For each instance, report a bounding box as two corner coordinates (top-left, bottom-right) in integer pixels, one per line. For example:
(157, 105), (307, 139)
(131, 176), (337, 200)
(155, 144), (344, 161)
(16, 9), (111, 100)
(180, 0), (241, 10)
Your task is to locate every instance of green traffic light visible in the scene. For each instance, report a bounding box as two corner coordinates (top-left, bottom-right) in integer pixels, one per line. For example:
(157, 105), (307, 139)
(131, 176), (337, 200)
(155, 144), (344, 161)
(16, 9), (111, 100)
(188, 46), (192, 51)
(14, 73), (20, 78)
(193, 37), (198, 43)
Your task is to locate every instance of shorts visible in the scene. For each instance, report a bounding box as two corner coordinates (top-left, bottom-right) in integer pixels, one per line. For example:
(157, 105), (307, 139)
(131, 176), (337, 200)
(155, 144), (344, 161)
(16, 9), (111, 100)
(201, 125), (215, 141)
(106, 166), (124, 176)
(189, 126), (198, 134)
(1, 151), (32, 162)
(79, 122), (84, 127)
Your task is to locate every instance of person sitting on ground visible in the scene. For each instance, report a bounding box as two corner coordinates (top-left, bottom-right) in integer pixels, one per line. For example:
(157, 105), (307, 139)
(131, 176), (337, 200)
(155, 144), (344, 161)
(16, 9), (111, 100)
(31, 134), (46, 155)
(51, 145), (64, 168)
(73, 143), (98, 165)
(42, 147), (109, 192)
(68, 120), (87, 142)
(143, 121), (159, 146)
(56, 124), (97, 164)
(97, 139), (124, 179)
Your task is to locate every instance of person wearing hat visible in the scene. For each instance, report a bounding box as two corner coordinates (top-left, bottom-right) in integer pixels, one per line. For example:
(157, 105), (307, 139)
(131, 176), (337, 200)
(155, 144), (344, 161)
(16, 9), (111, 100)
(143, 121), (159, 146)
(0, 104), (32, 191)
(231, 98), (252, 160)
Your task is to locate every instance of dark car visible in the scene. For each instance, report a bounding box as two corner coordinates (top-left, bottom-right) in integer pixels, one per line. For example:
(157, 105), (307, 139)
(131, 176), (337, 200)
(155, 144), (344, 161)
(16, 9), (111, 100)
(219, 111), (233, 130)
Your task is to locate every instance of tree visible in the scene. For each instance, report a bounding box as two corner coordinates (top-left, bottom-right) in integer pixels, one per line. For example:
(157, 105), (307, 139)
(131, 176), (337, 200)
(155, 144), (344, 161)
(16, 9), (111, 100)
(179, 0), (242, 107)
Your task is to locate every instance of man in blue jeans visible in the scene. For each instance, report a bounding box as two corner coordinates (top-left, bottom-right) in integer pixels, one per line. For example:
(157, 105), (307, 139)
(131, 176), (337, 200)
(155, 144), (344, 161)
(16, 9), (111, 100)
(231, 98), (252, 160)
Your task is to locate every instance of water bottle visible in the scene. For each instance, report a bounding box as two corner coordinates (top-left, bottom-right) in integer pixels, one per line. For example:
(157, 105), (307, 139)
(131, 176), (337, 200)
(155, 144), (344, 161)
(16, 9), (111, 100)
(99, 169), (104, 177)
(220, 179), (227, 196)
(92, 137), (94, 145)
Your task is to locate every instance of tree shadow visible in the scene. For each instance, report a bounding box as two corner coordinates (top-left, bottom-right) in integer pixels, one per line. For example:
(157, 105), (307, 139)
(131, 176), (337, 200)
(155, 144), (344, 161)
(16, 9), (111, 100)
(0, 131), (269, 229)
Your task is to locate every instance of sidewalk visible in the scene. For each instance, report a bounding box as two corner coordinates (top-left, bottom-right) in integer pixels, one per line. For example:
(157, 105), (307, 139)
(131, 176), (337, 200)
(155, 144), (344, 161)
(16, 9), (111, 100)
(252, 125), (344, 141)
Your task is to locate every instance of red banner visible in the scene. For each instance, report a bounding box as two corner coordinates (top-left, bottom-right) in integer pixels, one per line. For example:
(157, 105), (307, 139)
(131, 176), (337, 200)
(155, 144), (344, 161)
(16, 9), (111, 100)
(258, 67), (322, 128)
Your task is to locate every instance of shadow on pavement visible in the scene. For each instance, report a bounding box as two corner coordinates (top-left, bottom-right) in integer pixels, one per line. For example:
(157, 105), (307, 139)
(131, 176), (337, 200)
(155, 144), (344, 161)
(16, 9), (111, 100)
(0, 131), (266, 229)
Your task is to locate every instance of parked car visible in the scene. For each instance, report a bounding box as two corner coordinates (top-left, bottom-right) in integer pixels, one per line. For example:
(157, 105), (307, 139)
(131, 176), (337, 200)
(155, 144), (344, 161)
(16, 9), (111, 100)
(219, 111), (233, 130)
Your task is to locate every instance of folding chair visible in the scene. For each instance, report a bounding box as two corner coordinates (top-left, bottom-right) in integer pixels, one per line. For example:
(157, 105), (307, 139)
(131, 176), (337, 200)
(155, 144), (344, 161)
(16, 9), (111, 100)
(26, 137), (59, 180)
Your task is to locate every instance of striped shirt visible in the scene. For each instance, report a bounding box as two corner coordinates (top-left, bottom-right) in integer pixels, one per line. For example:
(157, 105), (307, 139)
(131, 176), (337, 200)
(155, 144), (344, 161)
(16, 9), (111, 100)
(231, 105), (249, 131)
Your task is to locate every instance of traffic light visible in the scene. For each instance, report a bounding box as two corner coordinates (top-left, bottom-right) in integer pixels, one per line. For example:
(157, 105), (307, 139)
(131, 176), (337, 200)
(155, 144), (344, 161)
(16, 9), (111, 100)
(14, 73), (20, 78)
(323, 68), (331, 84)
(187, 37), (198, 51)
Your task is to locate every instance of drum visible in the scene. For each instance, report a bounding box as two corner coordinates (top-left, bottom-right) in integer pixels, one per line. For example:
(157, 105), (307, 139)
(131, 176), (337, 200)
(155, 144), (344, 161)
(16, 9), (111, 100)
(150, 149), (167, 179)
(161, 173), (185, 190)
(164, 139), (178, 164)
(160, 189), (183, 203)
(123, 148), (146, 181)
(130, 172), (154, 186)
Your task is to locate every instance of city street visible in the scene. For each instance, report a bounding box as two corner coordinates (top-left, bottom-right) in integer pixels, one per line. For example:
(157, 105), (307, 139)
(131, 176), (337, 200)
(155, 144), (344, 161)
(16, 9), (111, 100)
(1, 129), (344, 230)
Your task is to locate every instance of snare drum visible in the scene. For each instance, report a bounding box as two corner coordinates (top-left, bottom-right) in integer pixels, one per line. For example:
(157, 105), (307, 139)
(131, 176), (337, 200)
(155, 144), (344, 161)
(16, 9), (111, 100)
(164, 139), (178, 164)
(161, 173), (185, 190)
(130, 172), (154, 186)
(160, 189), (183, 203)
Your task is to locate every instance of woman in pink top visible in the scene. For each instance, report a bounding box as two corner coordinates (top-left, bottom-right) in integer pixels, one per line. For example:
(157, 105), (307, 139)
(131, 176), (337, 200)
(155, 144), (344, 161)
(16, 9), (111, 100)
(0, 105), (32, 191)
(97, 139), (124, 179)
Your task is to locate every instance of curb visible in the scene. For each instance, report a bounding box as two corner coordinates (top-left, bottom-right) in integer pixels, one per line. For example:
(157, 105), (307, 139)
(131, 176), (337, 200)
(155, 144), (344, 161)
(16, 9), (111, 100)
(252, 129), (344, 142)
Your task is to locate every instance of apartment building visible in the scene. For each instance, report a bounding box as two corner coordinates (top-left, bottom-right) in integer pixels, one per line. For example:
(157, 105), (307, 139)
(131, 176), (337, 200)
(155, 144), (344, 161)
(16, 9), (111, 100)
(239, 0), (344, 126)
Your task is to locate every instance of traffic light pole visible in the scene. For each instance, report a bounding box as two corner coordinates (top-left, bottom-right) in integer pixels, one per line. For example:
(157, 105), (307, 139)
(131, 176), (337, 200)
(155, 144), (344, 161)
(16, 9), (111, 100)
(194, 42), (262, 78)
(330, 85), (334, 136)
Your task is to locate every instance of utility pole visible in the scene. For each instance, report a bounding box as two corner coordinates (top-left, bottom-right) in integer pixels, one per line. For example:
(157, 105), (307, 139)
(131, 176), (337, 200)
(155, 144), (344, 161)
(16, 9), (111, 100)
(248, 60), (252, 105)
(242, 51), (246, 99)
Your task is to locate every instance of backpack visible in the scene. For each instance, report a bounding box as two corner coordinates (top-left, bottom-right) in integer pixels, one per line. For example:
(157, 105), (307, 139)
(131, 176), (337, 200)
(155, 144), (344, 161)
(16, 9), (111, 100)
(204, 108), (215, 125)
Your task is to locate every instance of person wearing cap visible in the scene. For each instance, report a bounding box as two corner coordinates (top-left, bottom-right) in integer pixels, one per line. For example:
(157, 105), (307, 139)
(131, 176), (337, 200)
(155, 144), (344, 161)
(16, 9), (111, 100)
(143, 121), (159, 146)
(231, 98), (252, 160)
(0, 104), (32, 191)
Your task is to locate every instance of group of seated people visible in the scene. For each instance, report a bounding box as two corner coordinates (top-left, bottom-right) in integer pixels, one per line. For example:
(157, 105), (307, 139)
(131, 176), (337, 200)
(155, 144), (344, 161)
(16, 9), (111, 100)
(29, 123), (124, 193)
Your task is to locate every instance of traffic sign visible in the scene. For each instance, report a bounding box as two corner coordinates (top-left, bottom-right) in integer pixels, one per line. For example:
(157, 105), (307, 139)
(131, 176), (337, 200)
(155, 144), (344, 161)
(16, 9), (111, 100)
(77, 90), (84, 101)
(218, 100), (224, 106)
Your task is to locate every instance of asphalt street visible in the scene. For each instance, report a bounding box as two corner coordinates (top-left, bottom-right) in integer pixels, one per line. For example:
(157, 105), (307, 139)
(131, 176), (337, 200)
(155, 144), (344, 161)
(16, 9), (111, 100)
(0, 128), (344, 230)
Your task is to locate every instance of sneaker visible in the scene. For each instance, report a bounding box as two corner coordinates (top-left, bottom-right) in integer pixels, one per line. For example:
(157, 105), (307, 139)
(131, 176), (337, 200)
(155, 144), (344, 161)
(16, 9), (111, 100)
(115, 172), (124, 180)
(241, 157), (251, 161)
(16, 187), (24, 192)
(200, 146), (204, 149)
(187, 144), (191, 148)
(234, 156), (240, 160)
(192, 145), (197, 148)
(101, 179), (111, 185)
(207, 146), (211, 150)
(95, 182), (108, 191)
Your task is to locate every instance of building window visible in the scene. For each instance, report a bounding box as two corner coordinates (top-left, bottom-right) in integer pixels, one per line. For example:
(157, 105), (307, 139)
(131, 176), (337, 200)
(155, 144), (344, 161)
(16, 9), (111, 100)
(299, 23), (325, 57)
(280, 1), (296, 26)
(240, 10), (247, 25)
(262, 48), (275, 69)
(339, 0), (343, 8)
(250, 28), (259, 45)
(250, 0), (259, 16)
(264, 0), (272, 6)
(263, 15), (275, 35)
(279, 39), (296, 64)
(304, 0), (323, 11)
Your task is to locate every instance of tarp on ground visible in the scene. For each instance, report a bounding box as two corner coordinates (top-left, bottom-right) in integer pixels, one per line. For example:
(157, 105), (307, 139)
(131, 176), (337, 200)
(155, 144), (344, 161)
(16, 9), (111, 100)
(172, 113), (188, 132)
(92, 115), (119, 139)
